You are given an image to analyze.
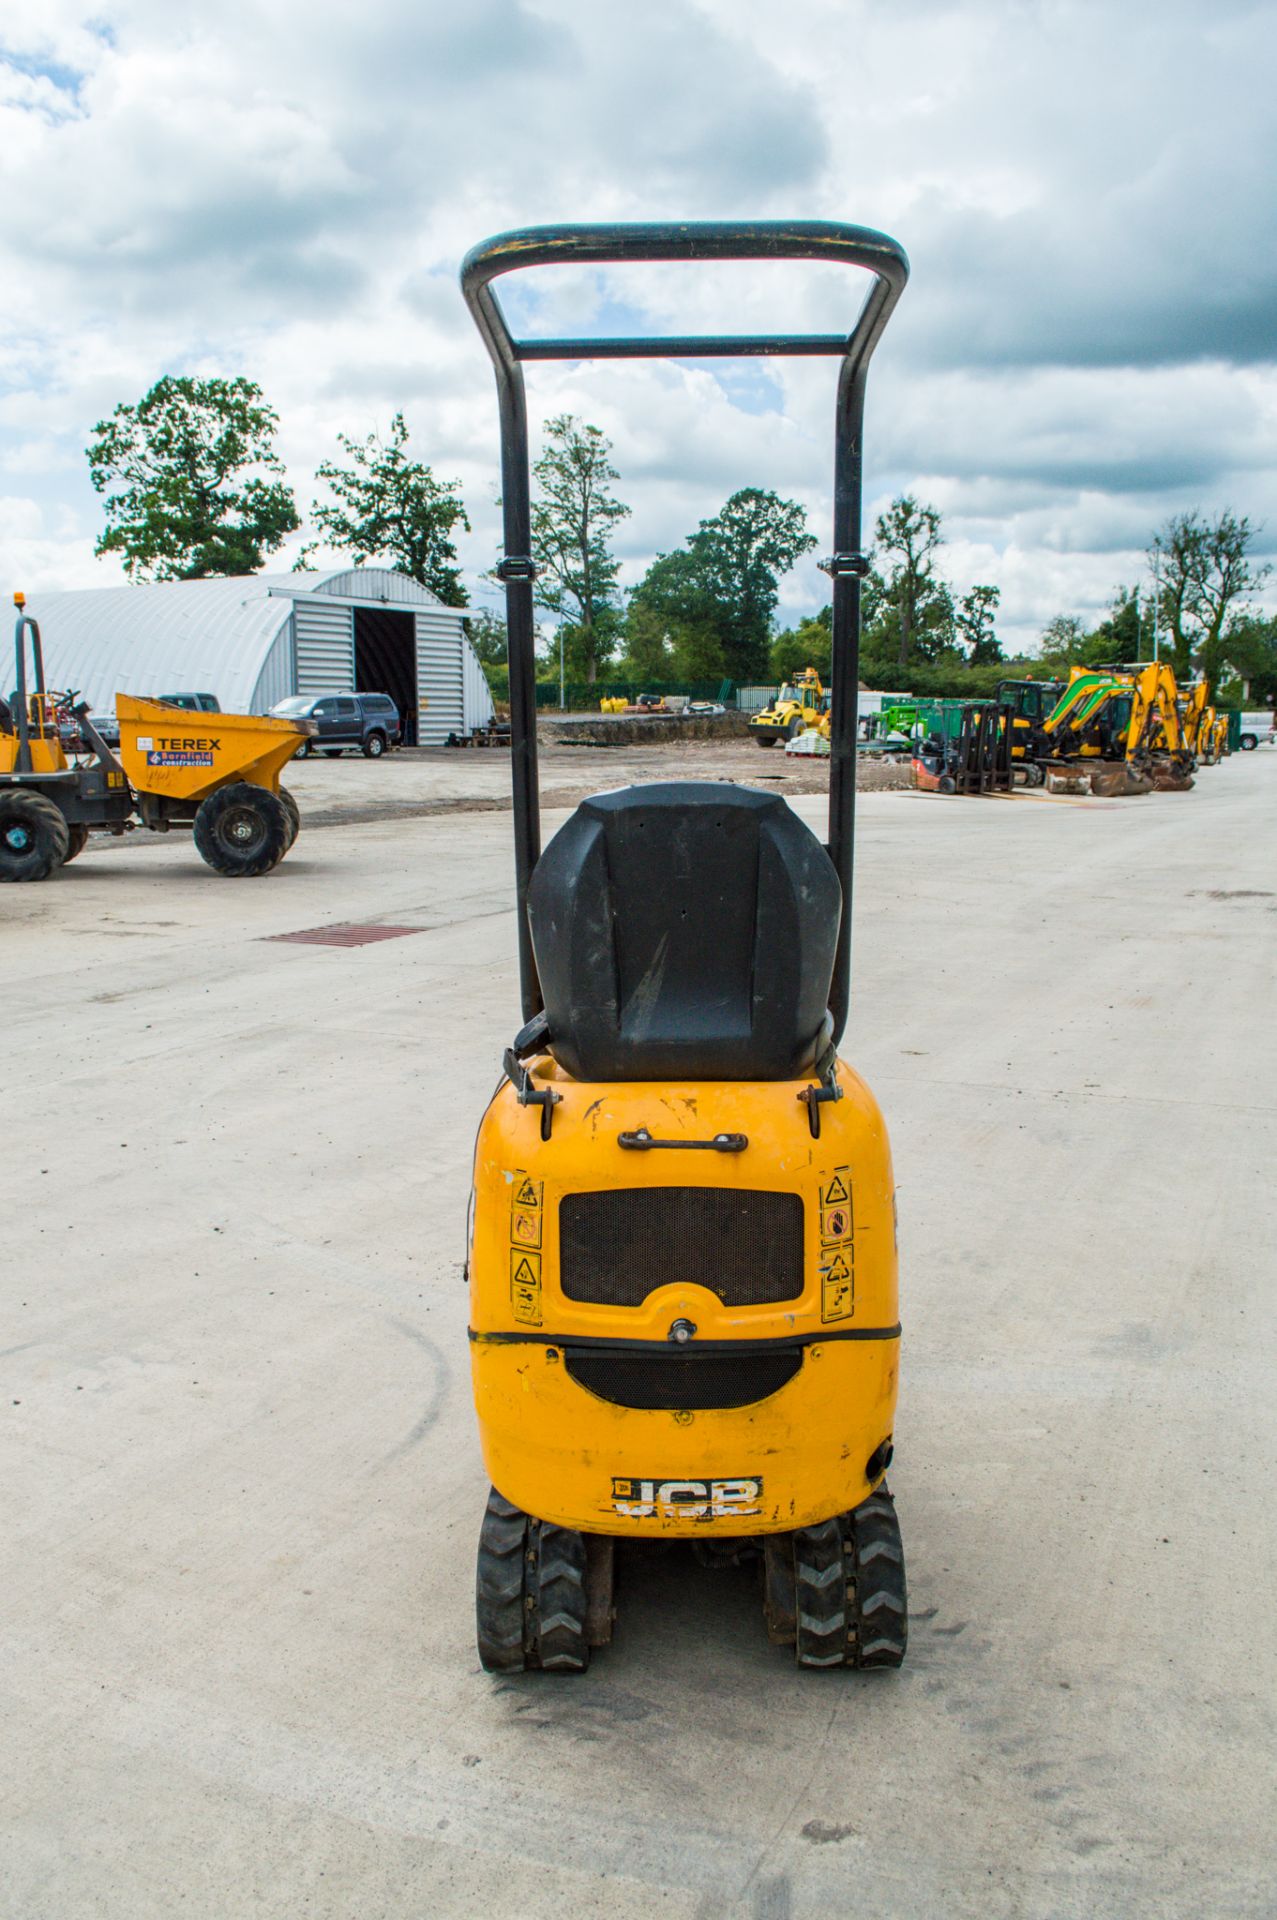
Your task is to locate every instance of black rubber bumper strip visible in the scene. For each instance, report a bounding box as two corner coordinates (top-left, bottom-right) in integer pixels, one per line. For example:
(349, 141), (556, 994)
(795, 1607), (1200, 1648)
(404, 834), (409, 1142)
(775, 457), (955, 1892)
(469, 1324), (901, 1353)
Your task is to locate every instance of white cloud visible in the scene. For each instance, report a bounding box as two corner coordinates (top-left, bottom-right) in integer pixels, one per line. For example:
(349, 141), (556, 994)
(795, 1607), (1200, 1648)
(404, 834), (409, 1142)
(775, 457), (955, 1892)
(0, 0), (1273, 660)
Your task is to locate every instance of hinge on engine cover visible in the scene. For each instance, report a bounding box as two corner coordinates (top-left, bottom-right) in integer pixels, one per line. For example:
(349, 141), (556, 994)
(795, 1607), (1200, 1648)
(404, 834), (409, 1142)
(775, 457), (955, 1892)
(503, 1012), (560, 1140)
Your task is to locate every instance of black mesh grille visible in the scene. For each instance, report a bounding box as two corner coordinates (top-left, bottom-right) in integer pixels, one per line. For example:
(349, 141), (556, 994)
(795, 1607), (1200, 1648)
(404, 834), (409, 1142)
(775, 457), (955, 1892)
(564, 1346), (802, 1410)
(559, 1187), (804, 1308)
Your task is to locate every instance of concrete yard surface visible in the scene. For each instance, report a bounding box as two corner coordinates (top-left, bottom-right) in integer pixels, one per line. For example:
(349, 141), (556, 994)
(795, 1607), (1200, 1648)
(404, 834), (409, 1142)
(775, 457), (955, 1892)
(2, 755), (1275, 1918)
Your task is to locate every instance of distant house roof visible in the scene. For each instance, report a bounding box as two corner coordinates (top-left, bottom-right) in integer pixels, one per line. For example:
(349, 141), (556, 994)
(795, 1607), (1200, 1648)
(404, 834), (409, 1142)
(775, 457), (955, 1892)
(20, 568), (457, 713)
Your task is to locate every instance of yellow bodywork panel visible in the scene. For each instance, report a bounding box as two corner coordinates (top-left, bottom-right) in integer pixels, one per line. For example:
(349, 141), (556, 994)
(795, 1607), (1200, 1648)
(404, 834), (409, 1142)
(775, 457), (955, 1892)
(115, 696), (310, 803)
(0, 731), (66, 775)
(469, 1056), (899, 1538)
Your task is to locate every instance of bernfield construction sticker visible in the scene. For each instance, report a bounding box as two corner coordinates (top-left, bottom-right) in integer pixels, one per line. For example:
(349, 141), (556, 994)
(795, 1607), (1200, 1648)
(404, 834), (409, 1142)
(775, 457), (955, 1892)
(509, 1173), (544, 1322)
(819, 1165), (854, 1322)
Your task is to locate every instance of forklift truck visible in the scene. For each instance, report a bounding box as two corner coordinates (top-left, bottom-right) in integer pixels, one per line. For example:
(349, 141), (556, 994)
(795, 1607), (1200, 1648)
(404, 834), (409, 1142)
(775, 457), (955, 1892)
(462, 221), (910, 1671)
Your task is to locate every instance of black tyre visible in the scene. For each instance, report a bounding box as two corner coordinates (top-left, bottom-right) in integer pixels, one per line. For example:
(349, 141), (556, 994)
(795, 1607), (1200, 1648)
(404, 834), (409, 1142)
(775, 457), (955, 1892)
(786, 715), (802, 740)
(278, 786), (300, 850)
(938, 774), (957, 795)
(475, 1487), (589, 1674)
(0, 791), (70, 882)
(62, 822), (91, 863)
(756, 734), (778, 748)
(193, 782), (290, 877)
(293, 740), (312, 760)
(363, 730), (387, 759)
(792, 1486), (907, 1670)
(1240, 732), (1257, 751)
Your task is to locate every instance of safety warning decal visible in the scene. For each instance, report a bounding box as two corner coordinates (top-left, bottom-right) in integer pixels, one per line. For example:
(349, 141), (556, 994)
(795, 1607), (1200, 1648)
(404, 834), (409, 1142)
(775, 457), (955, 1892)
(510, 1248), (542, 1324)
(509, 1172), (544, 1321)
(818, 1165), (854, 1322)
(820, 1169), (849, 1208)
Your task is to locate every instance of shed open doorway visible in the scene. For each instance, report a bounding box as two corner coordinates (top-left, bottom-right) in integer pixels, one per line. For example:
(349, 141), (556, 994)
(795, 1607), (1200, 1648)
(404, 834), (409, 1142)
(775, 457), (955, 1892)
(354, 607), (418, 745)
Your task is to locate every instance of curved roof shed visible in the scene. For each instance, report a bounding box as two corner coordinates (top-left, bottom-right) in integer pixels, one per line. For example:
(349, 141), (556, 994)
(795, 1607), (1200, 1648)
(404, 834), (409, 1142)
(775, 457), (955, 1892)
(21, 568), (494, 746)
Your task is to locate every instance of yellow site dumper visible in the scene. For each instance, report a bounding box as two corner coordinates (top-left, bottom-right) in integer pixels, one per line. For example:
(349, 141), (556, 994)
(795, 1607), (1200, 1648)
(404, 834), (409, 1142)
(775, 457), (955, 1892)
(1, 597), (311, 881)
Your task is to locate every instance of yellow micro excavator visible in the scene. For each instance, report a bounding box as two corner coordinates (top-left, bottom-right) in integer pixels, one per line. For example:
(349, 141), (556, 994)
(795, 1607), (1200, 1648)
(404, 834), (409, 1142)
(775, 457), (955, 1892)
(461, 219), (910, 1672)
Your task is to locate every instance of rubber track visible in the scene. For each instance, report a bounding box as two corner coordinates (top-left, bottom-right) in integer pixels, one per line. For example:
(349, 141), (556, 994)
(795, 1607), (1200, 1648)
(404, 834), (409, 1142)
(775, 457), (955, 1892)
(532, 1523), (590, 1673)
(475, 1489), (528, 1672)
(794, 1518), (848, 1668)
(846, 1486), (908, 1668)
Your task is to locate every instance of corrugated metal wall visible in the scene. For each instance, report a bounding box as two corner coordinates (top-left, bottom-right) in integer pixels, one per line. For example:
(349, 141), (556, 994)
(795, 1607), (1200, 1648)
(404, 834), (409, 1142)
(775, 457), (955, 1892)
(463, 641), (496, 732)
(295, 600), (354, 693)
(250, 623), (296, 712)
(415, 609), (466, 743)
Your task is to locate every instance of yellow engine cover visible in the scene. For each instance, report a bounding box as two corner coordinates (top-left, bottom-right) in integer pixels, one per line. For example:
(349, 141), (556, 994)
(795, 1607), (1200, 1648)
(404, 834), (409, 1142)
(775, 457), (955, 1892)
(468, 1057), (899, 1538)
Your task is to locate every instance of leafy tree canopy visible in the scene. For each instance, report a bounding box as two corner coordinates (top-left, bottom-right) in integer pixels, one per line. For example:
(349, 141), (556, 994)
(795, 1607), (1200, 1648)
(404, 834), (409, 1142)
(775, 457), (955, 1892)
(955, 584), (1003, 664)
(299, 411), (470, 602)
(465, 609), (507, 669)
(86, 374), (299, 580)
(1151, 509), (1271, 682)
(770, 605), (832, 682)
(867, 495), (951, 670)
(627, 488), (816, 687)
(530, 415), (630, 684)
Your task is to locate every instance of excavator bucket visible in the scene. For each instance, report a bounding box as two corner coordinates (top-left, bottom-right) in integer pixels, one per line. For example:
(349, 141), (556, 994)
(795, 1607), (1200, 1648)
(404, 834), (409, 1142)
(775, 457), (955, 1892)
(1149, 758), (1195, 793)
(1090, 763), (1154, 798)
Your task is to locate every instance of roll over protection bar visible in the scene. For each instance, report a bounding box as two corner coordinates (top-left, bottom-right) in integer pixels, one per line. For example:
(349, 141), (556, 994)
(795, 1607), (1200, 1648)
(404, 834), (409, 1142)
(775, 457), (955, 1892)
(460, 220), (909, 1047)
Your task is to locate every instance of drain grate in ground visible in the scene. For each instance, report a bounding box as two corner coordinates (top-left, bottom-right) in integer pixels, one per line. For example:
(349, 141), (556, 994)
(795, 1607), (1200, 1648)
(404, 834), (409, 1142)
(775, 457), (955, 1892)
(266, 922), (424, 947)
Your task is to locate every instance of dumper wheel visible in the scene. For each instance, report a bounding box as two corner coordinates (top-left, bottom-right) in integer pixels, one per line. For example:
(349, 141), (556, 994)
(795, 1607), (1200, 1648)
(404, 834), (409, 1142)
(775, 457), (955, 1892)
(0, 791), (70, 881)
(62, 823), (90, 863)
(792, 1486), (907, 1670)
(476, 1487), (589, 1674)
(193, 782), (290, 877)
(278, 787), (300, 850)
(757, 735), (778, 748)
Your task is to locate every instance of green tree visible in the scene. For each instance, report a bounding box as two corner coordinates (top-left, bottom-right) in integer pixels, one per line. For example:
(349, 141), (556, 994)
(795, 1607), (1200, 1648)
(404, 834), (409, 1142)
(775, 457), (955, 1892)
(530, 415), (630, 684)
(770, 605), (833, 682)
(87, 374), (299, 580)
(1036, 614), (1087, 676)
(687, 488), (816, 684)
(618, 598), (675, 683)
(627, 488), (816, 687)
(870, 495), (950, 671)
(465, 609), (507, 668)
(299, 412), (469, 602)
(1213, 611), (1277, 704)
(626, 546), (729, 681)
(1151, 511), (1271, 680)
(1081, 586), (1150, 667)
(955, 584), (1003, 664)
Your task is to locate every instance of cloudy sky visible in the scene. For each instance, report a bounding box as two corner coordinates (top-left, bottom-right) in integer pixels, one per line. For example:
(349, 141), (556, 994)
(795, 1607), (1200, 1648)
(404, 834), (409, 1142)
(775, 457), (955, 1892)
(2, 0), (1275, 653)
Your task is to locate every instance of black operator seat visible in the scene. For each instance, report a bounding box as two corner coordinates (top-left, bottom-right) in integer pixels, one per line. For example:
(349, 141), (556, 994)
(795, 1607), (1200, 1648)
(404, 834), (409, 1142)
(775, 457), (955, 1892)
(526, 783), (842, 1081)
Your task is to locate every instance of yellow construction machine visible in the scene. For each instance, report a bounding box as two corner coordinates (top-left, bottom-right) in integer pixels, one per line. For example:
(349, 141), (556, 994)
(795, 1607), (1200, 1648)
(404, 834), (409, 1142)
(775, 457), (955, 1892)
(1035, 662), (1194, 794)
(750, 667), (828, 746)
(1, 595), (310, 880)
(461, 219), (909, 1673)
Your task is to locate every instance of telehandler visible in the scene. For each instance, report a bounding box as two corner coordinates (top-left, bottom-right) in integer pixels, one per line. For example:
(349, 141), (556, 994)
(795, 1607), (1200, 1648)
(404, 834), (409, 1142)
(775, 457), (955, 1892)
(1, 597), (309, 880)
(462, 219), (909, 1672)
